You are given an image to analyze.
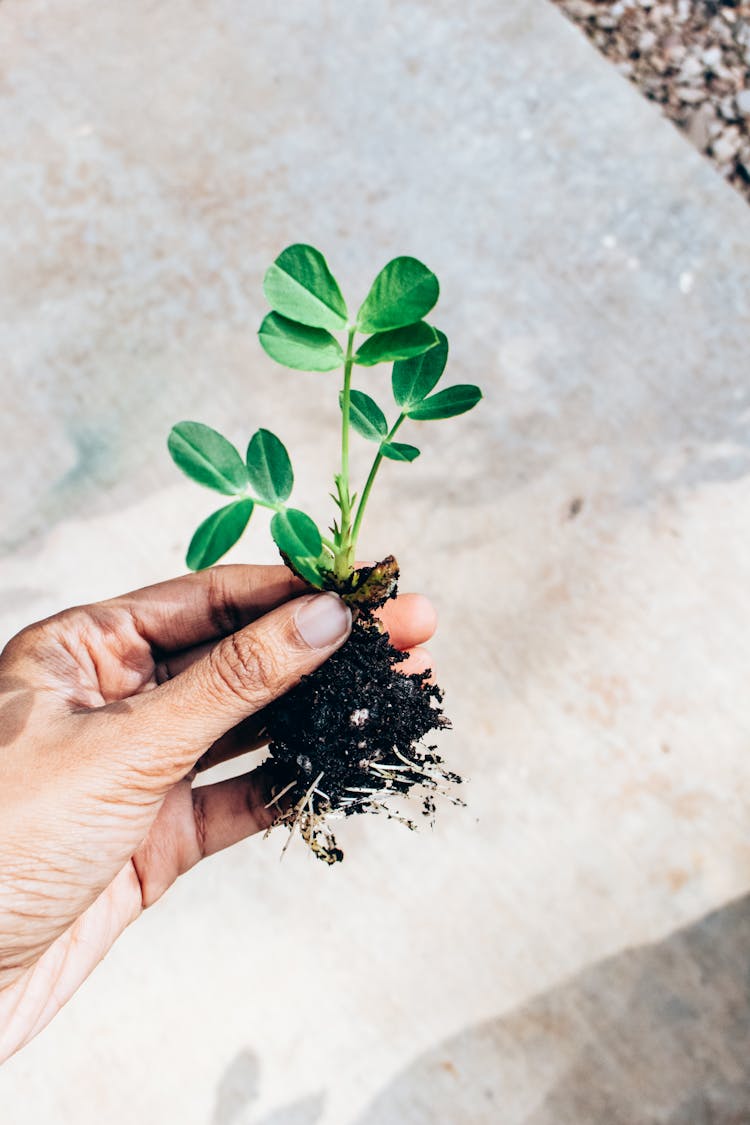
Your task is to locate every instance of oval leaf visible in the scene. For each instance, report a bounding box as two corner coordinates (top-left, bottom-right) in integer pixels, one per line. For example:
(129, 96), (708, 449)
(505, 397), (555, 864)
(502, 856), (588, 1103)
(186, 499), (254, 570)
(392, 330), (449, 409)
(246, 428), (293, 503)
(357, 257), (439, 333)
(381, 441), (421, 462)
(406, 384), (482, 421)
(258, 312), (344, 372)
(354, 322), (438, 368)
(343, 389), (388, 442)
(271, 508), (323, 560)
(263, 244), (348, 332)
(168, 422), (249, 495)
(283, 554), (325, 589)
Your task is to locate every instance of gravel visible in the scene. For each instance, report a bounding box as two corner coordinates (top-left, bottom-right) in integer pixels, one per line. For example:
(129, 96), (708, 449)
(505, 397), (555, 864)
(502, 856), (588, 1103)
(552, 0), (750, 203)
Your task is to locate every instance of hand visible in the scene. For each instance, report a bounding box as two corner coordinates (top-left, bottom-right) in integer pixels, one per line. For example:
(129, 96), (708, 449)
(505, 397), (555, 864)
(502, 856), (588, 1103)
(0, 565), (437, 1061)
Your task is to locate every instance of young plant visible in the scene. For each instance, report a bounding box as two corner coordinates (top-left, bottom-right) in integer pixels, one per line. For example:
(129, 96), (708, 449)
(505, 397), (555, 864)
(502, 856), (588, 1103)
(168, 245), (481, 862)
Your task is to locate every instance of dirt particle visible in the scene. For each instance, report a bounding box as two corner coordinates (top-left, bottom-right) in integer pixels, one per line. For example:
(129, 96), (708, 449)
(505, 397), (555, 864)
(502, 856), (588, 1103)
(567, 496), (584, 519)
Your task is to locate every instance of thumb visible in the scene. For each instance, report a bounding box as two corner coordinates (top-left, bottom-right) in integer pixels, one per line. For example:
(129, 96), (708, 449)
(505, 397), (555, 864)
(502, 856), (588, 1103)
(126, 592), (351, 783)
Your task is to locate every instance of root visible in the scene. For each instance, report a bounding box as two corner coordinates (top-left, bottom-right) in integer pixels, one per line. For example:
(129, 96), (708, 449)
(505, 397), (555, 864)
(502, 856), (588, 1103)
(261, 598), (462, 864)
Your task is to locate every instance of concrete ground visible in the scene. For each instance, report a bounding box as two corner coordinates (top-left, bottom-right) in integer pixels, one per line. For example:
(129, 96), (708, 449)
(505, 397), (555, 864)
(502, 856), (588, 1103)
(2, 1), (750, 1122)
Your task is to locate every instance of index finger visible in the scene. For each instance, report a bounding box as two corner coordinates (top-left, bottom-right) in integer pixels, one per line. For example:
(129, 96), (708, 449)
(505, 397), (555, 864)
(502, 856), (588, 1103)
(107, 565), (305, 652)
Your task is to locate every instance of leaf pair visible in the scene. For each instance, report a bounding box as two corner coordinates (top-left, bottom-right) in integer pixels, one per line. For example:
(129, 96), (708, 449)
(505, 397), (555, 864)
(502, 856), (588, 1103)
(341, 329), (481, 465)
(344, 391), (420, 463)
(258, 245), (441, 372)
(168, 422), (292, 503)
(185, 502), (323, 574)
(392, 331), (481, 420)
(168, 421), (323, 574)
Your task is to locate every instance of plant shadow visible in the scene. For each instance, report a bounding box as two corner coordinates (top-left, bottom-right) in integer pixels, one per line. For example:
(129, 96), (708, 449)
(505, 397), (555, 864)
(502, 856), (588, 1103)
(355, 894), (750, 1124)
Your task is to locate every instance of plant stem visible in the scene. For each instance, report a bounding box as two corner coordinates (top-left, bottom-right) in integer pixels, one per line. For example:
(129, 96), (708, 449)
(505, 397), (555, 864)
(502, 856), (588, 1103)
(251, 496), (281, 512)
(334, 327), (357, 579)
(350, 414), (406, 549)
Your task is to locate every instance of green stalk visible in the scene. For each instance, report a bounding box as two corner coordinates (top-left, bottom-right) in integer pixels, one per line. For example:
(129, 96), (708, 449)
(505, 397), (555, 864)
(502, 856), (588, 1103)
(249, 496), (281, 512)
(334, 327), (357, 579)
(350, 414), (406, 549)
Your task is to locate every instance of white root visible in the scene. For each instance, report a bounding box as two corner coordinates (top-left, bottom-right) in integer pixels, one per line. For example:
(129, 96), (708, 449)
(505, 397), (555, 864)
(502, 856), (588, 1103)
(280, 771), (325, 858)
(264, 779), (297, 810)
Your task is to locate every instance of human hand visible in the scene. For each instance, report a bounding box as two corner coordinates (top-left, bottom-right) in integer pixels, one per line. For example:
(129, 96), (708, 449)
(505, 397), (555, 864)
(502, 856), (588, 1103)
(0, 565), (437, 1061)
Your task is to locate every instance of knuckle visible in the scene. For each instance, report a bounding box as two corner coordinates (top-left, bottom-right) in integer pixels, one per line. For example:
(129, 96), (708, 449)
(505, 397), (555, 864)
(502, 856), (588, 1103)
(206, 567), (245, 637)
(192, 789), (209, 859)
(0, 620), (45, 663)
(153, 658), (174, 685)
(210, 631), (281, 704)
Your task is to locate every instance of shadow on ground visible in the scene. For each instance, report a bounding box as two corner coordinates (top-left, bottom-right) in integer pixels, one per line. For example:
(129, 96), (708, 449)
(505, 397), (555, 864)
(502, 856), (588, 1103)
(210, 895), (750, 1124)
(353, 894), (750, 1125)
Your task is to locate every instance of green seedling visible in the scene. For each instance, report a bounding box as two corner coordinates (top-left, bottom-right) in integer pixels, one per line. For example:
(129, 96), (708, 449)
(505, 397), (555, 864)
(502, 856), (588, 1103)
(168, 245), (480, 591)
(167, 244), (482, 862)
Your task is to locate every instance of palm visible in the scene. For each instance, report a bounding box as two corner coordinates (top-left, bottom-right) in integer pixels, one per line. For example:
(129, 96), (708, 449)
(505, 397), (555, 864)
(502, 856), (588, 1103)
(0, 566), (436, 1061)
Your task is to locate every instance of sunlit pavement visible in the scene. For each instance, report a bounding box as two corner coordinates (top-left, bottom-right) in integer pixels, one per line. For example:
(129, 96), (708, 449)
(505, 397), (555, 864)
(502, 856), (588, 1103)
(2, 2), (750, 1122)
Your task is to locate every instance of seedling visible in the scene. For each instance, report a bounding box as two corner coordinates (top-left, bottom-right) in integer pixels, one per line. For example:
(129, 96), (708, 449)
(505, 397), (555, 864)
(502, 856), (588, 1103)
(168, 245), (481, 862)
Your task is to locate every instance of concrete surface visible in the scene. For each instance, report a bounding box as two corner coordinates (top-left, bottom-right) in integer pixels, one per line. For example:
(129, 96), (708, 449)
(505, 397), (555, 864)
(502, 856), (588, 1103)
(1, 1), (750, 1122)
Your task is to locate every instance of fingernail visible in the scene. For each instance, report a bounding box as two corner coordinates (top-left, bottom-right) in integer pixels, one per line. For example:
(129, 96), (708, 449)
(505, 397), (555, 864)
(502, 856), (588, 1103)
(295, 593), (352, 650)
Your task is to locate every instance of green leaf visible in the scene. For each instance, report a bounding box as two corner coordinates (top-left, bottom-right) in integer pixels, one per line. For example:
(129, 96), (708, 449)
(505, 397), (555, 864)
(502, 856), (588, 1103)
(271, 508), (323, 560)
(342, 389), (388, 442)
(392, 330), (449, 409)
(357, 257), (439, 332)
(406, 384), (482, 420)
(285, 555), (325, 589)
(354, 322), (438, 367)
(246, 429), (293, 503)
(168, 422), (249, 495)
(186, 499), (254, 570)
(381, 441), (421, 462)
(263, 244), (348, 332)
(258, 312), (344, 372)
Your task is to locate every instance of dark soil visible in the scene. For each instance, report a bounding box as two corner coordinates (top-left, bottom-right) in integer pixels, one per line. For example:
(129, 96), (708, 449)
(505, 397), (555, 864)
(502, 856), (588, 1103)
(262, 595), (461, 864)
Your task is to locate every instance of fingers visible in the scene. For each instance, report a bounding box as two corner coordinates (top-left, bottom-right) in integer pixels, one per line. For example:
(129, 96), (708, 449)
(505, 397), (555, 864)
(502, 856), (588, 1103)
(168, 596), (438, 776)
(124, 592), (351, 785)
(395, 645), (434, 678)
(155, 591), (438, 684)
(377, 593), (437, 650)
(154, 641), (214, 684)
(108, 565), (305, 653)
(131, 767), (282, 907)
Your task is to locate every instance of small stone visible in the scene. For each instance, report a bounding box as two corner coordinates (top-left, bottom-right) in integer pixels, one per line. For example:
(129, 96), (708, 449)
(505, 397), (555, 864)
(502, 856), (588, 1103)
(678, 87), (706, 104)
(665, 42), (687, 65)
(736, 89), (750, 116)
(719, 95), (737, 121)
(686, 104), (714, 151)
(712, 126), (741, 163)
(701, 45), (722, 70)
(736, 22), (750, 50)
(565, 0), (597, 17)
(679, 55), (703, 81)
